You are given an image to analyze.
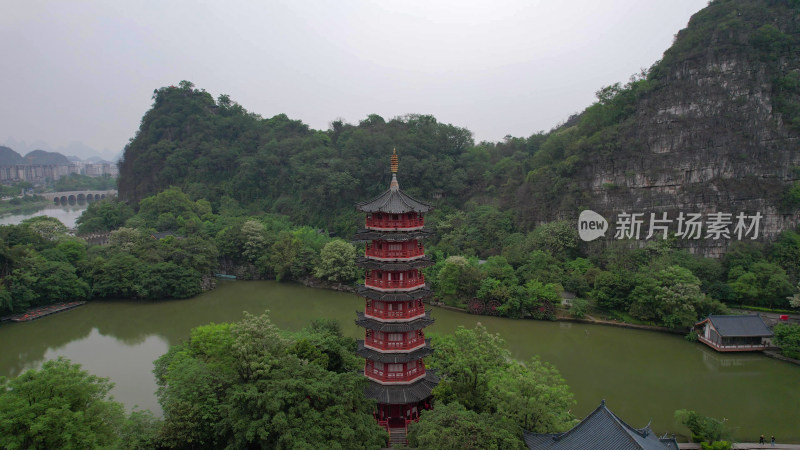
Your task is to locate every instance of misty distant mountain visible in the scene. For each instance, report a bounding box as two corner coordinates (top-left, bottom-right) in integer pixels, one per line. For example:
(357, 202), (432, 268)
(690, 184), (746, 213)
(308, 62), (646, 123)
(24, 149), (70, 165)
(0, 146), (115, 166)
(67, 155), (116, 163)
(0, 146), (25, 165)
(3, 137), (120, 161)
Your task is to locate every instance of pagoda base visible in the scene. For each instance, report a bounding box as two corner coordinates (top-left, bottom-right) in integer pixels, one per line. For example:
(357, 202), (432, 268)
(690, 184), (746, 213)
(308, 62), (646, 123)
(370, 373), (438, 430)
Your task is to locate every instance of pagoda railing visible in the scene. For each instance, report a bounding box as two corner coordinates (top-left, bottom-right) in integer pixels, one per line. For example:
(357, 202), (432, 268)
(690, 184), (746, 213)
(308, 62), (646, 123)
(365, 367), (426, 384)
(366, 216), (424, 230)
(365, 246), (425, 260)
(378, 420), (388, 431)
(365, 306), (426, 321)
(365, 276), (425, 291)
(364, 336), (425, 352)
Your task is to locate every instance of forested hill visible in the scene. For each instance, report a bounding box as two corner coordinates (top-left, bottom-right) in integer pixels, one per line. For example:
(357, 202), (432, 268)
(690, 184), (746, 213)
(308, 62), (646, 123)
(118, 82), (477, 234)
(118, 0), (800, 243)
(0, 146), (25, 165)
(23, 149), (70, 165)
(510, 0), (800, 254)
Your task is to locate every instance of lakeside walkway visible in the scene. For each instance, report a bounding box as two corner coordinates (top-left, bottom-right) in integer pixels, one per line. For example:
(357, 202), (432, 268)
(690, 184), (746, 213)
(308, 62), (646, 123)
(679, 444), (800, 449)
(1, 301), (85, 323)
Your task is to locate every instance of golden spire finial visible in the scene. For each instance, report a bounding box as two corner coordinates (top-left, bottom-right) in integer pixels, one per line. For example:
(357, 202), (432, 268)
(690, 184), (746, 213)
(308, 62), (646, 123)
(391, 148), (398, 174)
(389, 148), (399, 191)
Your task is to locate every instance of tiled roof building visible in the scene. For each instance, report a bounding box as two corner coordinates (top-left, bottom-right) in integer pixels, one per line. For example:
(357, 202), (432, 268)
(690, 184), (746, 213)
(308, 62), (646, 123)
(694, 314), (773, 352)
(523, 400), (679, 450)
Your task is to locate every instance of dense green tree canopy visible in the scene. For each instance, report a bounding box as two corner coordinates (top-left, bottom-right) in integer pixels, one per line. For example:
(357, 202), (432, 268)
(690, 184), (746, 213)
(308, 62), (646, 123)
(427, 325), (575, 433)
(773, 323), (800, 359)
(314, 239), (358, 283)
(674, 409), (732, 444)
(154, 312), (386, 449)
(407, 402), (525, 450)
(0, 358), (125, 449)
(76, 198), (134, 233)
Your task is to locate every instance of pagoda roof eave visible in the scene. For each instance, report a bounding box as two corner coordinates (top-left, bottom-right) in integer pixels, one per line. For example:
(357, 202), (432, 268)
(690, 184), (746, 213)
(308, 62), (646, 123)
(355, 187), (433, 214)
(353, 229), (432, 242)
(356, 340), (434, 362)
(356, 286), (433, 302)
(355, 311), (434, 331)
(355, 256), (434, 270)
(363, 370), (440, 404)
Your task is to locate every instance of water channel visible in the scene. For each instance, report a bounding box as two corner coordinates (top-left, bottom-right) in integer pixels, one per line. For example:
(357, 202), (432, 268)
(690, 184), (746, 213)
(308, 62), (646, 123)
(0, 202), (88, 228)
(0, 280), (798, 442)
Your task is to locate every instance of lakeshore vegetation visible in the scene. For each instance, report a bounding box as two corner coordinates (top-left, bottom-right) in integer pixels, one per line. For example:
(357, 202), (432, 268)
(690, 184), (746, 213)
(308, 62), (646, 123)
(1, 183), (799, 358)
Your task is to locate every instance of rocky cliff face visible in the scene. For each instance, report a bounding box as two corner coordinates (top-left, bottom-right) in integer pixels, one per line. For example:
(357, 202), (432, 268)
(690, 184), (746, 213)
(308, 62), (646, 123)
(554, 1), (800, 256)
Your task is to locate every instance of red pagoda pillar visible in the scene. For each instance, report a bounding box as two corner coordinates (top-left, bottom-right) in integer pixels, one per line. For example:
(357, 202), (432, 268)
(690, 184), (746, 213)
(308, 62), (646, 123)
(354, 150), (438, 438)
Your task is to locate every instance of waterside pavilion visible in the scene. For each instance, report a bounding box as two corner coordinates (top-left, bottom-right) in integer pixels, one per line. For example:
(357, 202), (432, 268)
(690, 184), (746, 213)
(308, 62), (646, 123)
(694, 314), (773, 352)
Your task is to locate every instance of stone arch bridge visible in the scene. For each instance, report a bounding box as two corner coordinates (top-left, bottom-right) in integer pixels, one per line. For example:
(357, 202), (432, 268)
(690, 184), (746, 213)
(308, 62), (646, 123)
(40, 190), (117, 205)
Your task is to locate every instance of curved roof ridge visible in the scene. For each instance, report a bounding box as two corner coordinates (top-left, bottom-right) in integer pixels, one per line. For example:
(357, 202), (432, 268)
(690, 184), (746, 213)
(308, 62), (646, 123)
(551, 402), (607, 442)
(525, 400), (675, 450)
(600, 403), (646, 448)
(606, 405), (651, 437)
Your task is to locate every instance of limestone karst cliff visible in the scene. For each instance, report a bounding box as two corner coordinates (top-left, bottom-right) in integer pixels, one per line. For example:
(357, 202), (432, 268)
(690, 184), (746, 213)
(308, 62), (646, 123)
(512, 0), (800, 255)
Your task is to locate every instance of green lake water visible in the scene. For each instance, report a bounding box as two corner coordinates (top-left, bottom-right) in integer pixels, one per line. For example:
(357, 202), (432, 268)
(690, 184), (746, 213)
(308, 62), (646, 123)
(1, 280), (798, 442)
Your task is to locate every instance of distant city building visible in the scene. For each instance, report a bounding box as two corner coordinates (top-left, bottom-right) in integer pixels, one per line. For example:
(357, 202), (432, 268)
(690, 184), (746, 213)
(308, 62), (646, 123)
(0, 161), (117, 184)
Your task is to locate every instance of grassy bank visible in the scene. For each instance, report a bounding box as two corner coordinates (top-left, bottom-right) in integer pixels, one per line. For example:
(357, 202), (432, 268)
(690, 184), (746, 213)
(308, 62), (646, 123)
(0, 196), (50, 215)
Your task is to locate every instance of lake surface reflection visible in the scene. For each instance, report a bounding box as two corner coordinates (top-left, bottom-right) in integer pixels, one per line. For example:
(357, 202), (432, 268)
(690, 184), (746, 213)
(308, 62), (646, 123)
(0, 203), (88, 227)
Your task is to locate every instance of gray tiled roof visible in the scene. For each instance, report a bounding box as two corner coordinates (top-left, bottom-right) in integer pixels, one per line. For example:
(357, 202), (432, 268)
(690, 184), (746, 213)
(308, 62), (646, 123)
(356, 186), (433, 214)
(523, 401), (676, 450)
(151, 231), (183, 240)
(356, 286), (433, 302)
(353, 229), (432, 242)
(703, 315), (773, 337)
(355, 311), (434, 331)
(356, 340), (434, 363)
(364, 371), (439, 404)
(659, 437), (680, 450)
(356, 256), (434, 271)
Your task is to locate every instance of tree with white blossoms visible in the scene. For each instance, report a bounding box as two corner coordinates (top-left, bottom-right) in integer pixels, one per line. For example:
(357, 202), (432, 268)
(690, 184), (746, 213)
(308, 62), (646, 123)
(788, 283), (800, 309)
(313, 239), (357, 282)
(241, 220), (269, 264)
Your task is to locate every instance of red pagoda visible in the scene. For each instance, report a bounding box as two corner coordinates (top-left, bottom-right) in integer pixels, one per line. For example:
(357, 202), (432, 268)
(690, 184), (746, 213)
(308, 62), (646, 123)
(354, 150), (438, 442)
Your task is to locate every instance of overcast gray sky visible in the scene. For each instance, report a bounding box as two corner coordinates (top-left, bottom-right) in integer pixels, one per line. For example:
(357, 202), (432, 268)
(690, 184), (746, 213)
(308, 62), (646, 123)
(1, 0), (706, 159)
